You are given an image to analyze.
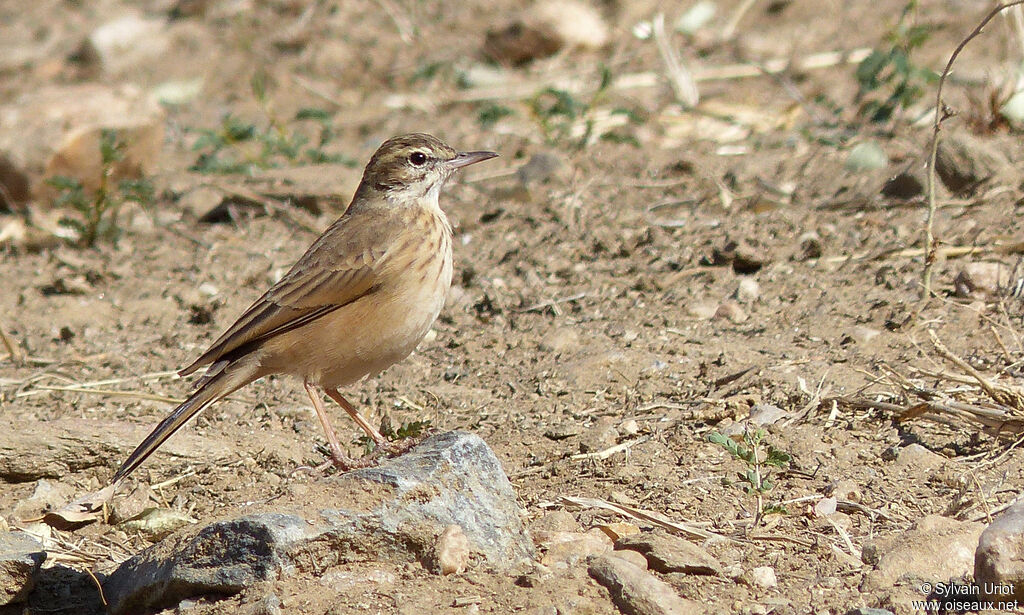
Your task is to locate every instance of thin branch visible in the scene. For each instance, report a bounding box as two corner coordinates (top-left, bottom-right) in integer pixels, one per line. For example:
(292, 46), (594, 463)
(923, 1), (1024, 300)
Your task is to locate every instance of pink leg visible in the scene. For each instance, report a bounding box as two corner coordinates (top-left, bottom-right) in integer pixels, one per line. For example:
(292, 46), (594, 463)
(304, 380), (355, 470)
(324, 387), (389, 448)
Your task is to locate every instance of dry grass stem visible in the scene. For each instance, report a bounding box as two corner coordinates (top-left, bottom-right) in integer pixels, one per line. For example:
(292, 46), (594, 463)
(652, 13), (699, 108)
(570, 436), (650, 461)
(558, 494), (731, 542)
(923, 1), (1024, 300)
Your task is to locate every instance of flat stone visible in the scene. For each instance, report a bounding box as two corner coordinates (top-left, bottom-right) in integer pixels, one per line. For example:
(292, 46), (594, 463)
(588, 553), (704, 615)
(892, 443), (947, 472)
(954, 262), (1010, 298)
(0, 418), (231, 483)
(103, 513), (311, 615)
(975, 498), (1024, 601)
(0, 83), (164, 200)
(609, 549), (649, 569)
(862, 515), (984, 592)
(615, 530), (721, 575)
(935, 132), (1014, 195)
(530, 510), (580, 533)
(103, 431), (533, 614)
(77, 14), (171, 75)
(0, 531), (46, 605)
(537, 528), (612, 568)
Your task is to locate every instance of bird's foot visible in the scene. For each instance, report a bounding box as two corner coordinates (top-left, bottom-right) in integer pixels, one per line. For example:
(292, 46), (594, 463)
(366, 433), (426, 459)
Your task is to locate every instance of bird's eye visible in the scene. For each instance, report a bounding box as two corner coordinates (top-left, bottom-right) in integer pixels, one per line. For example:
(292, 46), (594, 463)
(409, 151), (428, 166)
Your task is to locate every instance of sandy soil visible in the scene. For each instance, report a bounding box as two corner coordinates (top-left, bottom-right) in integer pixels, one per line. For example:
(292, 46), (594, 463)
(2, 0), (1024, 613)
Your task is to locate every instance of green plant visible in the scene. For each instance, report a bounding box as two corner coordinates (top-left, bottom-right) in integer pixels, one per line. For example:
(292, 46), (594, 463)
(355, 418), (431, 455)
(190, 72), (354, 175)
(477, 103), (514, 128)
(47, 129), (154, 247)
(190, 108), (355, 175)
(708, 428), (791, 523)
(528, 65), (638, 148)
(855, 1), (938, 122)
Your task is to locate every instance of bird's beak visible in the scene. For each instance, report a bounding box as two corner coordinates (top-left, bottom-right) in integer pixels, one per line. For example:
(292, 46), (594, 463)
(449, 150), (499, 169)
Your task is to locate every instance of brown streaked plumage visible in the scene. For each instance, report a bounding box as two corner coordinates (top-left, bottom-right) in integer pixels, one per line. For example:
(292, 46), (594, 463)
(112, 134), (497, 484)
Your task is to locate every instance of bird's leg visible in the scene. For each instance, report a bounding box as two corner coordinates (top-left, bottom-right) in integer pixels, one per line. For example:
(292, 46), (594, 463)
(323, 387), (389, 448)
(324, 388), (424, 458)
(304, 380), (356, 471)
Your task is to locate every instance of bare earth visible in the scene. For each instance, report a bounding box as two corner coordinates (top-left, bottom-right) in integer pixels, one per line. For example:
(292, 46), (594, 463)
(2, 1), (1024, 614)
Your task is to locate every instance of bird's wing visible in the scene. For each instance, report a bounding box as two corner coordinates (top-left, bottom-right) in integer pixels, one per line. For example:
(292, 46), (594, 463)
(179, 208), (402, 377)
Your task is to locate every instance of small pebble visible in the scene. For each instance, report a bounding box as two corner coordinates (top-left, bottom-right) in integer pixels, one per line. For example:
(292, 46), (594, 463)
(751, 566), (777, 588)
(714, 301), (747, 323)
(736, 278), (760, 303)
(434, 525), (471, 575)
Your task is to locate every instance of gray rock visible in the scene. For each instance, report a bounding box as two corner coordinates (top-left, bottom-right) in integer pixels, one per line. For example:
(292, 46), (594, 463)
(321, 430), (534, 567)
(0, 531), (46, 605)
(862, 515), (984, 591)
(975, 498), (1024, 601)
(103, 431), (533, 614)
(615, 530), (721, 575)
(588, 553), (704, 615)
(935, 132), (1014, 195)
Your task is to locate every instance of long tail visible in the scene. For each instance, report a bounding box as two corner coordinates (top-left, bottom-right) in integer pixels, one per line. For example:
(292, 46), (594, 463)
(112, 363), (245, 484)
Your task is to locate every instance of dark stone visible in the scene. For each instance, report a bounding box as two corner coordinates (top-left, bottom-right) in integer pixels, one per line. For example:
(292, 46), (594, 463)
(0, 532), (46, 605)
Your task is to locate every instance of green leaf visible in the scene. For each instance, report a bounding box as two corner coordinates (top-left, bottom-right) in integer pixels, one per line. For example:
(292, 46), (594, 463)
(396, 419), (431, 439)
(250, 70), (268, 103)
(295, 107), (332, 122)
(46, 175), (83, 192)
(477, 104), (514, 128)
(765, 447), (792, 467)
(597, 64), (613, 92)
(221, 115), (257, 142)
(58, 217), (85, 233)
(410, 60), (444, 83)
(118, 179), (155, 204)
(99, 129), (125, 165)
(856, 50), (890, 88)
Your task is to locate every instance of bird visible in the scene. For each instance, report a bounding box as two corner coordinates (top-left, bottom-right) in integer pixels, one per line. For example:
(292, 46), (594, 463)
(111, 134), (498, 484)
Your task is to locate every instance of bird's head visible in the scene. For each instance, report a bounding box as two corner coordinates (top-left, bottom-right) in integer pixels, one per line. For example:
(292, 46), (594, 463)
(356, 133), (497, 207)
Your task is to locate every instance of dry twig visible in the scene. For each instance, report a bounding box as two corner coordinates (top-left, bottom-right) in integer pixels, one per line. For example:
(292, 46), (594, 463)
(923, 1), (1024, 300)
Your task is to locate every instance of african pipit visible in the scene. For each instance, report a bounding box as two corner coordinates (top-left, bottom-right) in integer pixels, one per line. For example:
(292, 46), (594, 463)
(112, 134), (497, 483)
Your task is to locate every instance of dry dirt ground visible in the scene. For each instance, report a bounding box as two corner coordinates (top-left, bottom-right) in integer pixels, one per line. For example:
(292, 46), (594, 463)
(2, 0), (1024, 614)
